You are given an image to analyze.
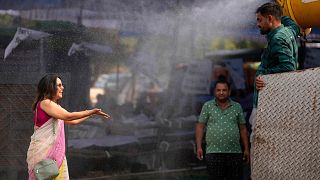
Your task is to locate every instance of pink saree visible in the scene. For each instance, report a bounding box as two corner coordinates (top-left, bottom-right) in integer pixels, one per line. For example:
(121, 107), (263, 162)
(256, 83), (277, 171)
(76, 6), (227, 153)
(26, 118), (69, 180)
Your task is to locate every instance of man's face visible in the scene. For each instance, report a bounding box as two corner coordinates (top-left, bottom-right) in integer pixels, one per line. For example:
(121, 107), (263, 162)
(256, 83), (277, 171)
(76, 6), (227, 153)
(214, 83), (230, 102)
(256, 12), (271, 35)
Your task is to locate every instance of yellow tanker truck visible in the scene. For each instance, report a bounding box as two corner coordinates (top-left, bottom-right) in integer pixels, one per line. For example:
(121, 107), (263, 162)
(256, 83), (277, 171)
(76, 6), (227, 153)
(276, 0), (320, 35)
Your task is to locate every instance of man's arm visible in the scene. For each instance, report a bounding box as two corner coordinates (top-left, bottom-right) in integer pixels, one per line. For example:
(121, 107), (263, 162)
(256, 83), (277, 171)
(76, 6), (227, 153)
(195, 123), (205, 160)
(281, 16), (300, 38)
(240, 124), (250, 163)
(264, 38), (297, 74)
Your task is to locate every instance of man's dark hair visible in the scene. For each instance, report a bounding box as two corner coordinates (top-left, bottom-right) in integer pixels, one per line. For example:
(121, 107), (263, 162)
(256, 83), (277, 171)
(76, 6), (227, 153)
(213, 78), (231, 90)
(256, 2), (282, 20)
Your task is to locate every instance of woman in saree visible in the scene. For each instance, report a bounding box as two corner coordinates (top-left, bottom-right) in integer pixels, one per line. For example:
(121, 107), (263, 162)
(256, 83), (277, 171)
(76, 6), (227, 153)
(26, 74), (110, 179)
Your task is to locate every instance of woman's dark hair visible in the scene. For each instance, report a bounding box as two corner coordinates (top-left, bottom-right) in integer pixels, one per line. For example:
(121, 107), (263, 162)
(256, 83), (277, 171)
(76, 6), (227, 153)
(32, 74), (61, 110)
(256, 2), (282, 21)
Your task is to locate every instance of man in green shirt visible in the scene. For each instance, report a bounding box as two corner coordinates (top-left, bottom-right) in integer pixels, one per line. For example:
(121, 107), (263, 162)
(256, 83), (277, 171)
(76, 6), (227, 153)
(250, 2), (300, 141)
(196, 79), (249, 180)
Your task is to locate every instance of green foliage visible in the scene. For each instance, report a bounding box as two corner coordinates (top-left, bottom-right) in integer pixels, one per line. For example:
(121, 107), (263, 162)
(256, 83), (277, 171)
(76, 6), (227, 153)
(0, 15), (14, 26)
(207, 37), (264, 51)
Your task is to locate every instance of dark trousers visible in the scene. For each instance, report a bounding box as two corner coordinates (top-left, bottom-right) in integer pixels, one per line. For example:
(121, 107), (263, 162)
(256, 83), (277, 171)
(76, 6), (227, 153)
(205, 153), (243, 180)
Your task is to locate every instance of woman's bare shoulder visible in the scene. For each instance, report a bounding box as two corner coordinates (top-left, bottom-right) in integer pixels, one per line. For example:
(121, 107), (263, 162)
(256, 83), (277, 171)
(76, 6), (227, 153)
(41, 99), (58, 107)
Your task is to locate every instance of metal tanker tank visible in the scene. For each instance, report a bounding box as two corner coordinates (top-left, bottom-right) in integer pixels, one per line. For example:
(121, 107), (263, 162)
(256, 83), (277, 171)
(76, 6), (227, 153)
(276, 0), (320, 35)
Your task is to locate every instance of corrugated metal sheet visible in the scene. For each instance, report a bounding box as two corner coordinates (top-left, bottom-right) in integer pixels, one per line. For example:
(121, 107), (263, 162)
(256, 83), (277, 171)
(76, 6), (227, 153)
(252, 68), (320, 180)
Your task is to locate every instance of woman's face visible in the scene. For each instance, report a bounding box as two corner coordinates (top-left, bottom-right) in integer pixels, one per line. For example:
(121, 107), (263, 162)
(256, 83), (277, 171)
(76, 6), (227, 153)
(54, 78), (64, 100)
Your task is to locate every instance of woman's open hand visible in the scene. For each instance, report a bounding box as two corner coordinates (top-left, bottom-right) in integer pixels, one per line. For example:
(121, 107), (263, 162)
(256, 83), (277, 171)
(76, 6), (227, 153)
(91, 108), (111, 119)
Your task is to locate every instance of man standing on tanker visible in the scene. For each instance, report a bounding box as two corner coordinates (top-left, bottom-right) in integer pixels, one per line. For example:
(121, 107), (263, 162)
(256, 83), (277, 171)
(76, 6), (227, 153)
(249, 2), (300, 142)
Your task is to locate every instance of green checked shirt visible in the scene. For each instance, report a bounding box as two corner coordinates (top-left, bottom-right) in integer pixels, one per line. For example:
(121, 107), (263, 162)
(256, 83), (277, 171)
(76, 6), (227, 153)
(198, 99), (246, 153)
(253, 16), (300, 107)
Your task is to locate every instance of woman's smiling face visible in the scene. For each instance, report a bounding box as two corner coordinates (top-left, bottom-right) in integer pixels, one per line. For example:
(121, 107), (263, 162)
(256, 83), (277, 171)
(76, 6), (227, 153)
(54, 78), (64, 100)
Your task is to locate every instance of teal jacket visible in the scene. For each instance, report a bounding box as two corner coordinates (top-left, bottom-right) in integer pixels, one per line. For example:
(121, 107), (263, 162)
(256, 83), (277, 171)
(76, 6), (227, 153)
(253, 16), (300, 107)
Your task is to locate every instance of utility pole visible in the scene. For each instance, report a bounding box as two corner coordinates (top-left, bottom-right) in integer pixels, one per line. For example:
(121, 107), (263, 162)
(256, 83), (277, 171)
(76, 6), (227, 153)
(77, 0), (83, 25)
